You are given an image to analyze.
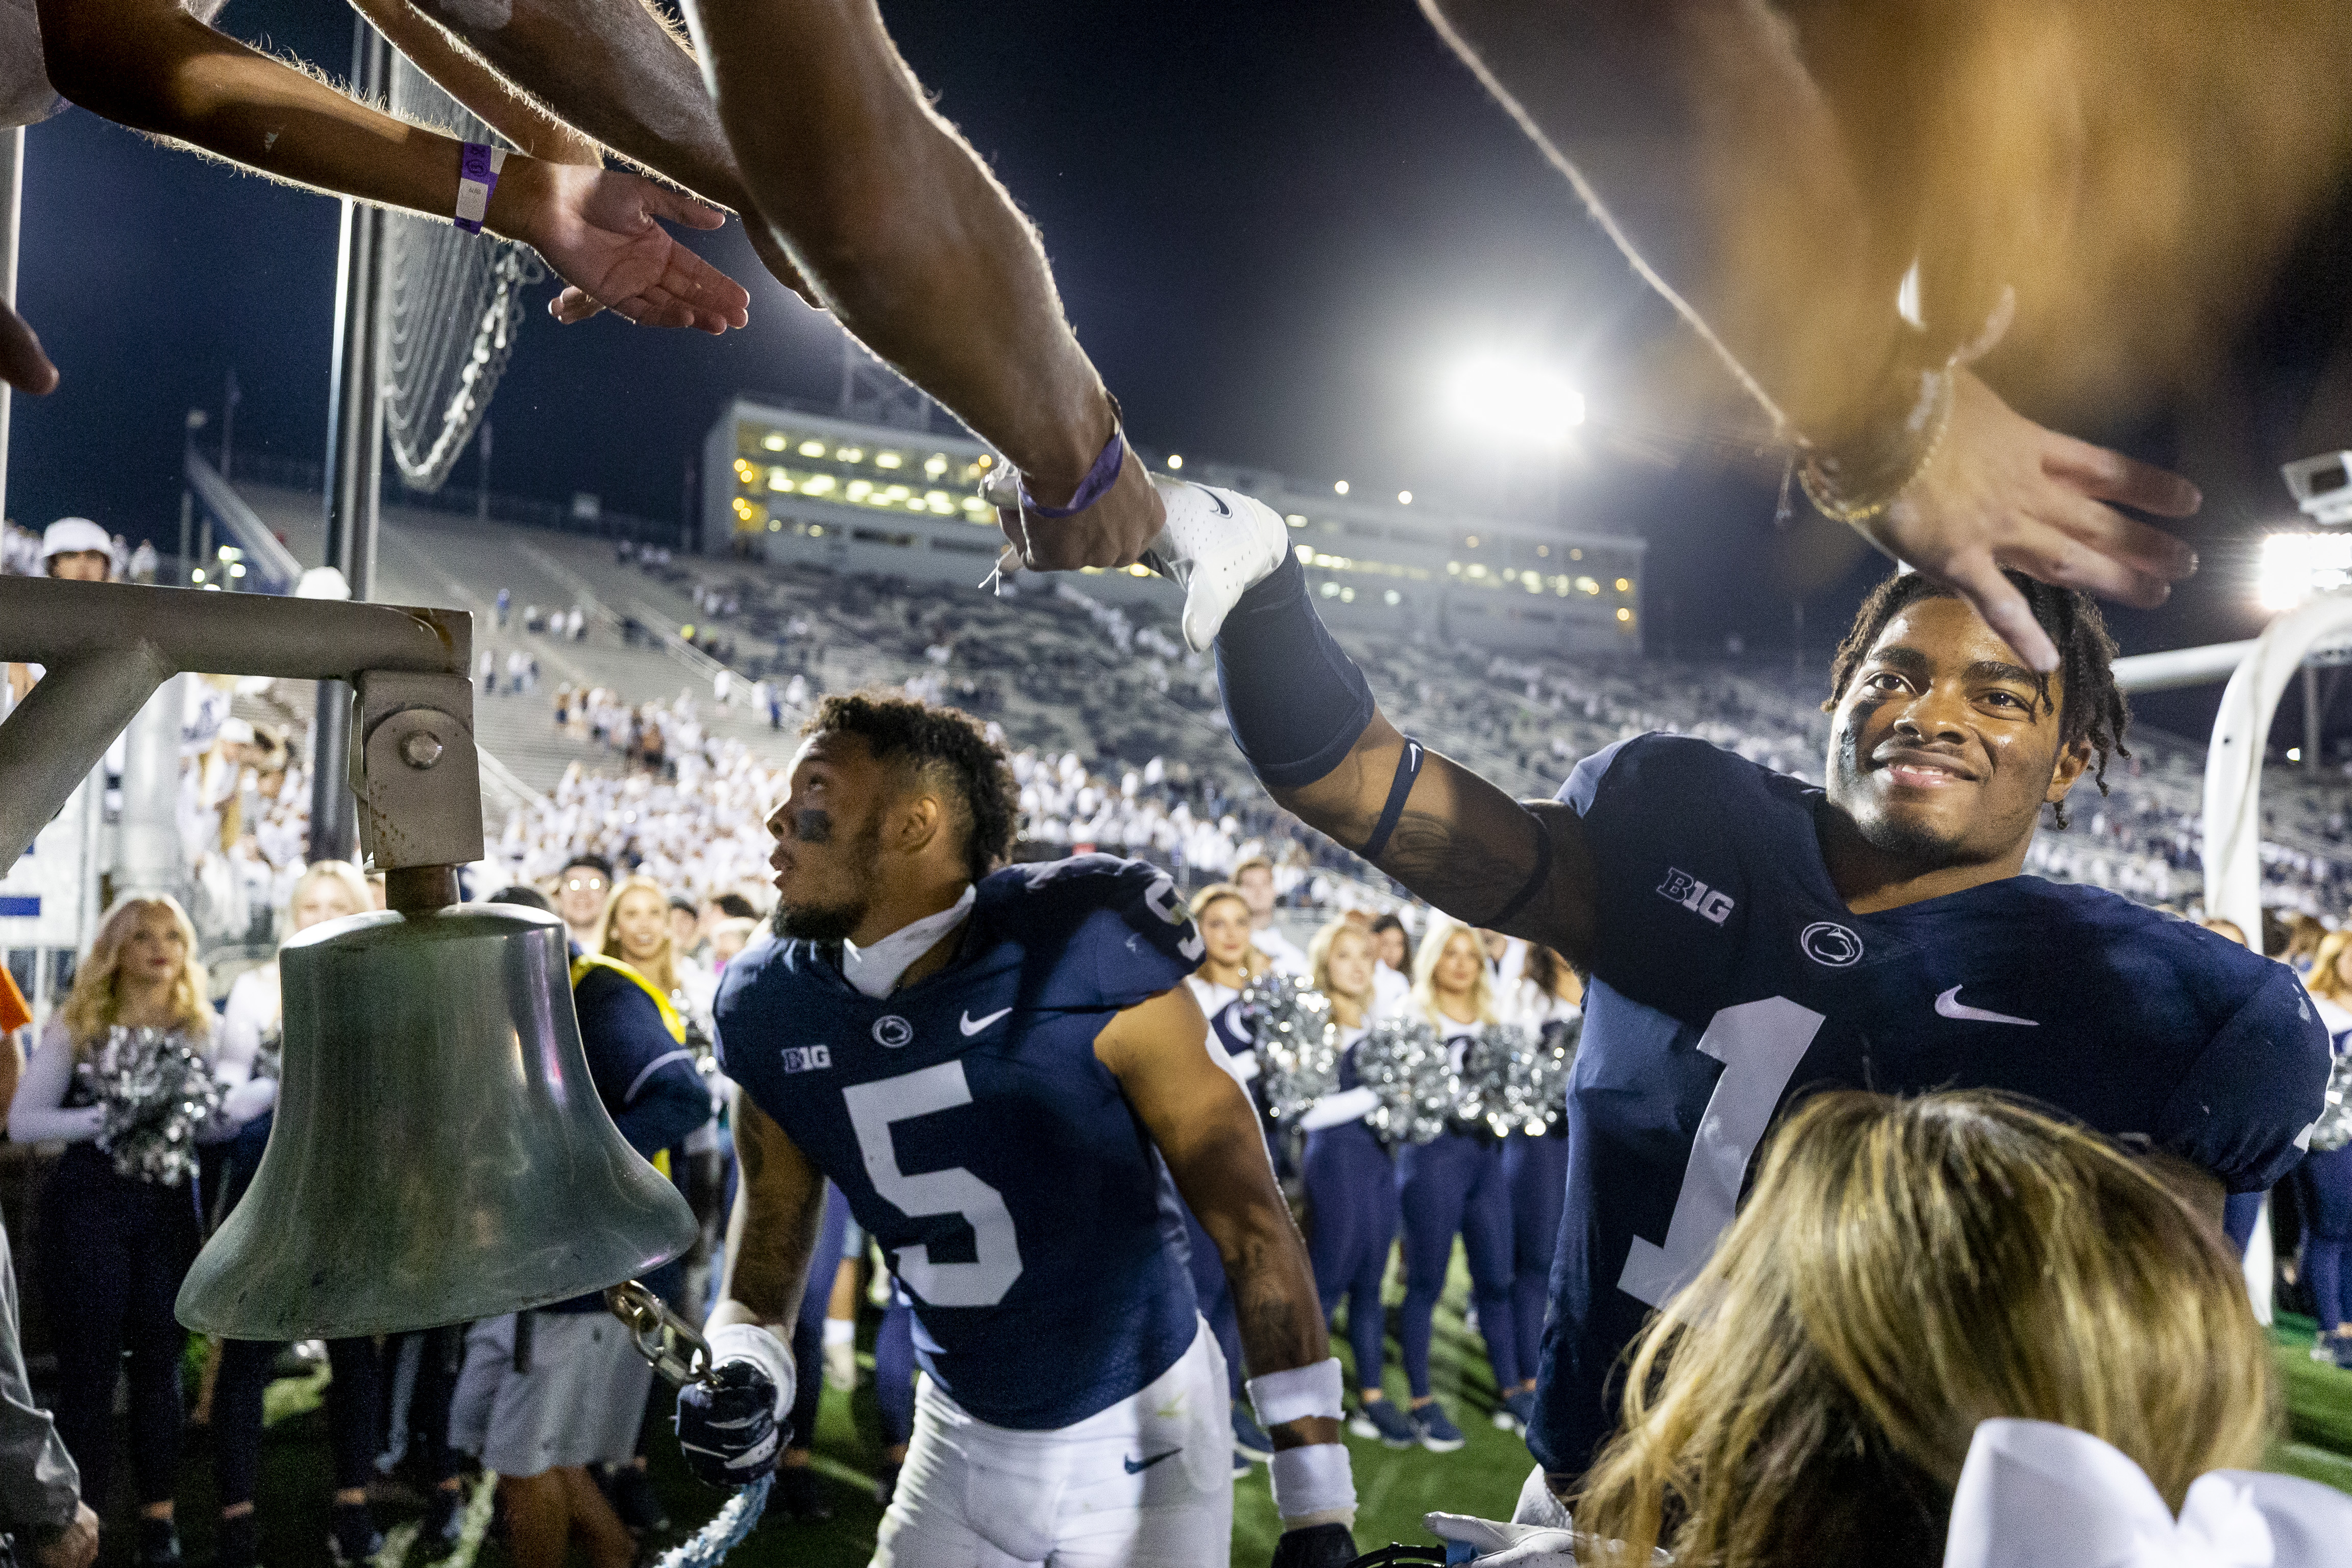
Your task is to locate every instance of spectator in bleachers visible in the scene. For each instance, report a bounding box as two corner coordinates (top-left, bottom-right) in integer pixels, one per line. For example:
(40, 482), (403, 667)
(596, 875), (707, 1050)
(38, 519), (111, 584)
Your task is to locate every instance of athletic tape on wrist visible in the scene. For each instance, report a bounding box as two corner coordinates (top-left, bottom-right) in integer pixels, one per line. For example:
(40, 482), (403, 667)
(1267, 1442), (1357, 1527)
(1357, 738), (1424, 864)
(704, 1322), (795, 1420)
(1247, 1357), (1343, 1428)
(453, 142), (507, 235)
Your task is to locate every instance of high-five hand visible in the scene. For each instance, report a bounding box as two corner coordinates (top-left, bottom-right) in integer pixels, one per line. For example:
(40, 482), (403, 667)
(509, 162), (751, 335)
(1853, 370), (2200, 672)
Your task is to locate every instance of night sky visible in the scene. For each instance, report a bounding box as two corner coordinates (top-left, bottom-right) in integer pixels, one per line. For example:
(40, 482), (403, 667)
(16, 0), (2352, 747)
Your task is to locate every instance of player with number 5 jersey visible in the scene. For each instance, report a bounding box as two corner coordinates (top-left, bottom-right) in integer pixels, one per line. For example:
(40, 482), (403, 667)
(1173, 526), (2332, 1498)
(701, 692), (1364, 1568)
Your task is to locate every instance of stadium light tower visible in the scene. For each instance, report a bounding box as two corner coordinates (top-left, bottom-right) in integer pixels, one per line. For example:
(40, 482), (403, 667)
(1446, 355), (1586, 446)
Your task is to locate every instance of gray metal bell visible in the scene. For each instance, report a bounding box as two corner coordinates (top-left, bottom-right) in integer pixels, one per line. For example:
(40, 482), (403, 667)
(177, 901), (699, 1338)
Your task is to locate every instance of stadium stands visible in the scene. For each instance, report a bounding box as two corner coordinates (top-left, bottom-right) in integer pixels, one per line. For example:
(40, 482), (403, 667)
(163, 481), (2352, 930)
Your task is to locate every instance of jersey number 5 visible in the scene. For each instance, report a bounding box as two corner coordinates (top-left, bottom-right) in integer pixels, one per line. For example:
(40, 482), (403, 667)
(1618, 996), (1824, 1308)
(843, 1062), (1025, 1308)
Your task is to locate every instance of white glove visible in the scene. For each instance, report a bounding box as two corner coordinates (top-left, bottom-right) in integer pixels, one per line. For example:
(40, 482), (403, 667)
(822, 1318), (857, 1392)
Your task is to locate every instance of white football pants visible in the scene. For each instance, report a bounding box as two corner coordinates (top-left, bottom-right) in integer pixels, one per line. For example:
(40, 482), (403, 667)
(870, 1317), (1233, 1567)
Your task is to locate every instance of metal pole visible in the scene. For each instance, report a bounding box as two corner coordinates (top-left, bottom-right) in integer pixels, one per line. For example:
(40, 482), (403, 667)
(312, 15), (391, 865)
(0, 126), (25, 531)
(2306, 663), (2322, 770)
(477, 419), (492, 523)
(117, 673), (187, 903)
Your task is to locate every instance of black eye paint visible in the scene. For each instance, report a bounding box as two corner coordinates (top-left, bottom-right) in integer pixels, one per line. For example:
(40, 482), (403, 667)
(791, 808), (834, 845)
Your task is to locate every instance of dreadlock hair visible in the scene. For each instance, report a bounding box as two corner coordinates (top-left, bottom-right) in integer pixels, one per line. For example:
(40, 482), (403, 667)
(806, 690), (1020, 882)
(1823, 569), (2128, 830)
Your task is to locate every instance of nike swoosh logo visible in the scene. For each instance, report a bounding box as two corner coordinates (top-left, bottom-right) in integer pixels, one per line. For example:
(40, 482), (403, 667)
(1123, 1449), (1182, 1475)
(1198, 486), (1230, 517)
(1934, 986), (2037, 1027)
(960, 1007), (1012, 1037)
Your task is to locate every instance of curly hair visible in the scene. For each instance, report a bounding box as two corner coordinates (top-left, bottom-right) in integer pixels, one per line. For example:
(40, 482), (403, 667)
(1824, 570), (2128, 829)
(60, 895), (211, 1055)
(806, 690), (1019, 883)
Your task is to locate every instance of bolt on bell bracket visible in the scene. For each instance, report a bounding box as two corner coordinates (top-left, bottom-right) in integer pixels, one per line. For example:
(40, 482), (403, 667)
(0, 579), (482, 876)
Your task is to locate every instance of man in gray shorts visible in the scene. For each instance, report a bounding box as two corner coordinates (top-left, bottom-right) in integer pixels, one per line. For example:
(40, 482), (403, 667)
(450, 890), (711, 1568)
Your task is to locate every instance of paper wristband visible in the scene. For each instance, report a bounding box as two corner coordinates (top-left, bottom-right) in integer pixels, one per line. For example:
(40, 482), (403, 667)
(704, 1321), (796, 1421)
(453, 142), (507, 235)
(1247, 1356), (1343, 1428)
(1268, 1442), (1357, 1525)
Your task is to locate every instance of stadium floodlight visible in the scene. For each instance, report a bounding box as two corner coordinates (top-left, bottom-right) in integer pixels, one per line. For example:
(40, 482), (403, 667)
(2284, 452), (2352, 526)
(1447, 355), (1585, 445)
(2256, 531), (2352, 612)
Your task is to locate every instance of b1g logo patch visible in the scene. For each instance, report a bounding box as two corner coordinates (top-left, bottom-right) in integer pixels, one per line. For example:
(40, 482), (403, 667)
(1799, 921), (1864, 968)
(872, 1015), (915, 1049)
(1656, 867), (1734, 926)
(781, 1044), (831, 1074)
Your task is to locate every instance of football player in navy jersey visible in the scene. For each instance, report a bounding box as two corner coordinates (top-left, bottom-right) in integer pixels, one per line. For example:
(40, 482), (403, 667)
(685, 693), (1360, 1568)
(1171, 533), (2330, 1500)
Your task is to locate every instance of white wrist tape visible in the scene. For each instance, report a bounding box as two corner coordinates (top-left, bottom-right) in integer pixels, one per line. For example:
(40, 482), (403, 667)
(1268, 1442), (1357, 1527)
(822, 1318), (854, 1347)
(705, 1322), (795, 1421)
(1247, 1357), (1343, 1429)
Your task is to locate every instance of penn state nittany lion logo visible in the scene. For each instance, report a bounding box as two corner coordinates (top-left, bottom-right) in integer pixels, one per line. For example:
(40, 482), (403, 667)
(872, 1015), (915, 1048)
(1799, 921), (1864, 968)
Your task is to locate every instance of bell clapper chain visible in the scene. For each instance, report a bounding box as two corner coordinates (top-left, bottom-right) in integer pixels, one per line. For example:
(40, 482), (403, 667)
(604, 1281), (774, 1567)
(605, 1280), (720, 1389)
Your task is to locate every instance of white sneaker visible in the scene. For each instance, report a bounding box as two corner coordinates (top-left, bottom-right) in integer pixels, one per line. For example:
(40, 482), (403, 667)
(1145, 477), (1293, 653)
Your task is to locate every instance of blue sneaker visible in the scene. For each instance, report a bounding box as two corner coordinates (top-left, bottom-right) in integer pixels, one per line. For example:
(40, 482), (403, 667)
(1497, 1388), (1539, 1434)
(1346, 1397), (1416, 1449)
(1407, 1400), (1465, 1453)
(1233, 1402), (1274, 1464)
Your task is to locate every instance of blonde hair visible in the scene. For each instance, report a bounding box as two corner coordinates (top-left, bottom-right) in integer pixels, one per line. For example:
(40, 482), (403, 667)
(1308, 919), (1375, 1013)
(599, 874), (679, 996)
(1410, 915), (1496, 1026)
(284, 860), (371, 942)
(59, 895), (211, 1055)
(1189, 882), (1268, 980)
(2310, 928), (2352, 1004)
(1573, 1090), (2274, 1566)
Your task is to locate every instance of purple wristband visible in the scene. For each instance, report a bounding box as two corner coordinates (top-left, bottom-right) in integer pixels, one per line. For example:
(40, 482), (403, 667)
(453, 142), (506, 235)
(1020, 428), (1127, 518)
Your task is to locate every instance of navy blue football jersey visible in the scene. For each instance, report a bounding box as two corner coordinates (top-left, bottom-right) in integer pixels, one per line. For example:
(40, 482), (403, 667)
(714, 854), (1208, 1431)
(1530, 734), (2331, 1476)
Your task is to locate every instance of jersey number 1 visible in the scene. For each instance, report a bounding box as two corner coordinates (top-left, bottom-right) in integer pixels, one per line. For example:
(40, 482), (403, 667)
(843, 1062), (1025, 1308)
(1618, 996), (1824, 1308)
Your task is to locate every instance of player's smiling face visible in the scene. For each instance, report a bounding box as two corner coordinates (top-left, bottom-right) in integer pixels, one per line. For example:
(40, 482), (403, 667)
(1826, 595), (2089, 871)
(765, 730), (885, 942)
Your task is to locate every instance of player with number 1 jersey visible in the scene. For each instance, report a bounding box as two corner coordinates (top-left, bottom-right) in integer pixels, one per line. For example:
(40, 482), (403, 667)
(1161, 507), (2333, 1498)
(692, 693), (1363, 1568)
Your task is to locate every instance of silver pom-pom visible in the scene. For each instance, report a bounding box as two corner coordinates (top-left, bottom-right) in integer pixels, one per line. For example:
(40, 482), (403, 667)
(93, 1025), (222, 1188)
(1243, 973), (1339, 1124)
(1504, 1016), (1580, 1136)
(1456, 1022), (1537, 1138)
(2313, 1054), (2352, 1154)
(1353, 1017), (1456, 1146)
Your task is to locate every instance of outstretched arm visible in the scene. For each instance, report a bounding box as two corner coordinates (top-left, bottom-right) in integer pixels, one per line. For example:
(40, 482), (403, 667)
(681, 0), (1164, 571)
(36, 0), (747, 332)
(1212, 552), (1597, 963)
(346, 0), (603, 167)
(1099, 985), (1358, 1554)
(1416, 0), (2198, 671)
